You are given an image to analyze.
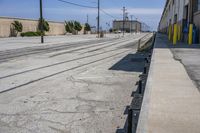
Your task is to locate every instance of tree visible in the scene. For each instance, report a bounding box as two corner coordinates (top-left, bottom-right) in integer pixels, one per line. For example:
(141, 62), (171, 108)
(65, 21), (75, 34)
(11, 20), (23, 36)
(65, 21), (82, 34)
(38, 19), (50, 33)
(84, 23), (91, 33)
(74, 21), (82, 34)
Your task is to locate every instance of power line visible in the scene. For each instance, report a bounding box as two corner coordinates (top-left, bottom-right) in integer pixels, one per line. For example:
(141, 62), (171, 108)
(57, 0), (118, 20)
(100, 9), (118, 19)
(57, 0), (97, 8)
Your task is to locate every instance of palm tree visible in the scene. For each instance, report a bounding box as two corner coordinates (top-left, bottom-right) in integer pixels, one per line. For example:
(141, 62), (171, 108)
(11, 21), (23, 36)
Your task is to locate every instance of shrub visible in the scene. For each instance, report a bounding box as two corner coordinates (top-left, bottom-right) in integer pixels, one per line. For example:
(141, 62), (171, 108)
(21, 31), (43, 37)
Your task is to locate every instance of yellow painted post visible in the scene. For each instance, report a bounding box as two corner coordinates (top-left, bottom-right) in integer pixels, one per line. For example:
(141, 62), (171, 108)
(173, 24), (177, 45)
(188, 24), (193, 45)
(168, 25), (171, 41)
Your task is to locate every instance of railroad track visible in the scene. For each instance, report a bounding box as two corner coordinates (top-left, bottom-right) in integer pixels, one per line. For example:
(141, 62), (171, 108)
(0, 34), (147, 94)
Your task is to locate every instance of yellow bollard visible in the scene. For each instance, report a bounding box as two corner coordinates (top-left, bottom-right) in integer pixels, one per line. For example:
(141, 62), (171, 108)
(168, 25), (171, 41)
(173, 24), (177, 45)
(188, 24), (193, 45)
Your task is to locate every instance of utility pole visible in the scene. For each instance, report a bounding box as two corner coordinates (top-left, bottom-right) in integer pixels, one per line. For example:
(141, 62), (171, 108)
(122, 7), (126, 36)
(40, 0), (44, 43)
(97, 0), (100, 38)
(136, 18), (138, 33)
(87, 14), (89, 24)
(130, 15), (133, 34)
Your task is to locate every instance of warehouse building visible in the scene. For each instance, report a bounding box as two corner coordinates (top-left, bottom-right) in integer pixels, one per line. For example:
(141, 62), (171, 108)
(113, 20), (141, 33)
(159, 0), (200, 44)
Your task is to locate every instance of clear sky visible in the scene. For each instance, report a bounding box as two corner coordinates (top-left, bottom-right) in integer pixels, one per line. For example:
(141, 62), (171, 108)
(0, 0), (166, 31)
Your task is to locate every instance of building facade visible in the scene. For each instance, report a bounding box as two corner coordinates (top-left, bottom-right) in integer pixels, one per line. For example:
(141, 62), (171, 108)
(159, 0), (200, 44)
(113, 20), (141, 32)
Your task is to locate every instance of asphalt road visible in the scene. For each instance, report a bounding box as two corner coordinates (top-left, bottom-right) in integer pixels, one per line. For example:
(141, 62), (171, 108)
(0, 33), (149, 133)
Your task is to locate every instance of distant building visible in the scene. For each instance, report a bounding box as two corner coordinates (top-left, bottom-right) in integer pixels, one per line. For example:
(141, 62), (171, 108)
(112, 20), (141, 32)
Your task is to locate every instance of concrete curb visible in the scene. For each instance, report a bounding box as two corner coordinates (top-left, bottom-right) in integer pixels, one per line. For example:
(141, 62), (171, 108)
(136, 34), (156, 133)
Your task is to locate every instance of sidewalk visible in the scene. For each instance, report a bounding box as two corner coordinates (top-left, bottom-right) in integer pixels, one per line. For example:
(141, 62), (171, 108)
(136, 33), (200, 133)
(170, 42), (200, 91)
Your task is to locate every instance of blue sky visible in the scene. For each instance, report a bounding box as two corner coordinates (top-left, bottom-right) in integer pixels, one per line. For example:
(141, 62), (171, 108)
(0, 0), (165, 30)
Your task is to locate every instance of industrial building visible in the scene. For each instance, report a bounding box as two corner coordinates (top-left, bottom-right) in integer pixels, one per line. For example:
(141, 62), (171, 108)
(113, 20), (141, 32)
(159, 0), (200, 44)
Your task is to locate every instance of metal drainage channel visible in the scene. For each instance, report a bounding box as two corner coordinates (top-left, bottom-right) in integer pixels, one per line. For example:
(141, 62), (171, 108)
(127, 36), (155, 133)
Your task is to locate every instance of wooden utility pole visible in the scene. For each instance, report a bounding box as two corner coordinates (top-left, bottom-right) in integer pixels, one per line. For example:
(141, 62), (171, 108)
(87, 14), (89, 24)
(123, 7), (126, 36)
(97, 0), (100, 38)
(130, 15), (133, 34)
(40, 0), (44, 43)
(136, 18), (138, 33)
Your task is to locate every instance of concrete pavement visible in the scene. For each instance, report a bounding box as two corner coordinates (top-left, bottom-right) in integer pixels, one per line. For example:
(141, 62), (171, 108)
(137, 33), (200, 133)
(170, 43), (200, 91)
(0, 34), (124, 51)
(0, 33), (150, 133)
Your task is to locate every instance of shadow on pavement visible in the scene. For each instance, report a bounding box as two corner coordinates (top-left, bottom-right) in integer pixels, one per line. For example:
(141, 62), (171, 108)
(109, 53), (146, 72)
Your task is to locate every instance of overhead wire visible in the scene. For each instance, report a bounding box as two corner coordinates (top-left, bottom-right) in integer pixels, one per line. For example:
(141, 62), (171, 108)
(100, 9), (119, 19)
(57, 0), (119, 19)
(57, 0), (97, 8)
